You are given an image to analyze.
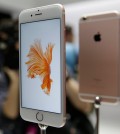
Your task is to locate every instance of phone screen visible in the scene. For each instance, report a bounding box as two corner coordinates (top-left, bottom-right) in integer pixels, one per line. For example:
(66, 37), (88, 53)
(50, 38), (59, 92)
(20, 18), (61, 113)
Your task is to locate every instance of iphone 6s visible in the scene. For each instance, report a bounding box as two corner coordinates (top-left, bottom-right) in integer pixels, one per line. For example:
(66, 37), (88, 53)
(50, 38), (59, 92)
(19, 4), (66, 127)
(79, 11), (120, 104)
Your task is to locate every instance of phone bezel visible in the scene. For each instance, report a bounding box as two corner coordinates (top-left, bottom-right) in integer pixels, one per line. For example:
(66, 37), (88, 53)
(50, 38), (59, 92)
(19, 4), (66, 127)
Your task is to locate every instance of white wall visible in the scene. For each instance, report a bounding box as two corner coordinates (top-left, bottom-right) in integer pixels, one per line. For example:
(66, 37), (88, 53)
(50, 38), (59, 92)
(0, 0), (92, 9)
(65, 1), (120, 134)
(0, 0), (37, 10)
(0, 0), (101, 18)
(0, 0), (85, 12)
(65, 0), (120, 45)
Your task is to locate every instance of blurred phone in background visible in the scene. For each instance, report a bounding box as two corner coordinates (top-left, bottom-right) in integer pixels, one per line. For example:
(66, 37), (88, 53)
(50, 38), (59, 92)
(79, 11), (120, 104)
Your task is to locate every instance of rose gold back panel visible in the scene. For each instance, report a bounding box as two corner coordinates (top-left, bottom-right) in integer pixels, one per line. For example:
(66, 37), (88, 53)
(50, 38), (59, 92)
(79, 12), (120, 103)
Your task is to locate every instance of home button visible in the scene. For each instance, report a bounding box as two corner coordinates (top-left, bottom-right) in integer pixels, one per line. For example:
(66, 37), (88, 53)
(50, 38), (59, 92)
(36, 112), (43, 121)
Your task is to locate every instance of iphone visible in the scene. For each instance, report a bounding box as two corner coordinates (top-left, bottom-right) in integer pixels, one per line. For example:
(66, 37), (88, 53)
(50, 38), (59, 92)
(19, 4), (66, 127)
(79, 11), (120, 104)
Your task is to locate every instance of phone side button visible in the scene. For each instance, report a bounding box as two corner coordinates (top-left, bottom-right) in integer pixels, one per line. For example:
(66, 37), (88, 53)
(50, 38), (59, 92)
(36, 112), (43, 122)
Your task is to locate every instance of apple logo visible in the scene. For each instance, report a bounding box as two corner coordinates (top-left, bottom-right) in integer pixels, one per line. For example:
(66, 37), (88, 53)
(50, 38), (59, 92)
(94, 32), (101, 42)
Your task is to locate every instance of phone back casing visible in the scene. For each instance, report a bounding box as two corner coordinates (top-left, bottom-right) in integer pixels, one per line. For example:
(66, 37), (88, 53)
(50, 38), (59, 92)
(79, 11), (120, 103)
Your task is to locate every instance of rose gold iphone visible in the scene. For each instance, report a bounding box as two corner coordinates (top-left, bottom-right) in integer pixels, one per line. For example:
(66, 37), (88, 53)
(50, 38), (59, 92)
(19, 4), (66, 127)
(79, 11), (120, 104)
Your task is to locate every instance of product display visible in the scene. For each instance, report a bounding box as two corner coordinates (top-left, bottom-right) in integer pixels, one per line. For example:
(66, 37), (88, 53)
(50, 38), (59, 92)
(19, 4), (66, 127)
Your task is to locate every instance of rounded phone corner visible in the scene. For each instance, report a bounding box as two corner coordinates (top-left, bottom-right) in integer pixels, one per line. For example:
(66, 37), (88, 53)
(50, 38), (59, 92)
(54, 4), (64, 9)
(19, 112), (26, 121)
(19, 108), (29, 122)
(53, 4), (65, 14)
(57, 120), (66, 128)
(52, 115), (66, 128)
(19, 9), (27, 19)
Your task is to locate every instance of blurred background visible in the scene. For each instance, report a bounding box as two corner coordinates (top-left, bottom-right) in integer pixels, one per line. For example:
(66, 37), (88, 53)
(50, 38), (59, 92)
(0, 0), (120, 134)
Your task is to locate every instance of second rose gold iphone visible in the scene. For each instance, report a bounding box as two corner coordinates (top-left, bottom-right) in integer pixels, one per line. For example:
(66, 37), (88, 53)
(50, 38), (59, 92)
(79, 11), (120, 104)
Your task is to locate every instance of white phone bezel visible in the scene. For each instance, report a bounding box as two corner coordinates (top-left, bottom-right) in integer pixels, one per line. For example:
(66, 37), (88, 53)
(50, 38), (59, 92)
(19, 4), (66, 127)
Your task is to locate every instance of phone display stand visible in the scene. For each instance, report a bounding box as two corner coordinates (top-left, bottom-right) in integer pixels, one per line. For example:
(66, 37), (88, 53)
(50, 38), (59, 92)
(94, 96), (101, 134)
(38, 124), (48, 134)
